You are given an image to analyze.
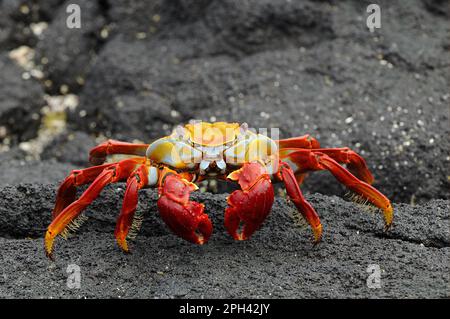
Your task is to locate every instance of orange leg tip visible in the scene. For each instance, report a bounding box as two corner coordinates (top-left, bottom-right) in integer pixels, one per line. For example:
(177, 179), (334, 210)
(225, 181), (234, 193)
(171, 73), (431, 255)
(44, 231), (55, 260)
(116, 237), (130, 253)
(383, 204), (394, 230)
(232, 232), (248, 241)
(196, 237), (206, 245)
(312, 224), (323, 243)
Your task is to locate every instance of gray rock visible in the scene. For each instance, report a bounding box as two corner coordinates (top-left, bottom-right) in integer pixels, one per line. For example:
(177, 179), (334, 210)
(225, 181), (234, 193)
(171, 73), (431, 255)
(0, 158), (76, 186)
(0, 0), (63, 51)
(34, 0), (106, 94)
(0, 0), (36, 51)
(41, 131), (96, 166)
(0, 54), (44, 144)
(0, 183), (448, 298)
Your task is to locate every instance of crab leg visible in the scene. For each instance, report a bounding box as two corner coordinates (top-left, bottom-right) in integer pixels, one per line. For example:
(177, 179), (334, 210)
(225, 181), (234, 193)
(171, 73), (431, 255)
(157, 171), (213, 245)
(45, 158), (145, 259)
(278, 162), (323, 242)
(277, 135), (320, 149)
(89, 139), (149, 165)
(115, 164), (150, 253)
(316, 154), (393, 227)
(280, 147), (374, 184)
(225, 162), (275, 240)
(312, 148), (374, 184)
(52, 163), (116, 219)
(281, 150), (393, 227)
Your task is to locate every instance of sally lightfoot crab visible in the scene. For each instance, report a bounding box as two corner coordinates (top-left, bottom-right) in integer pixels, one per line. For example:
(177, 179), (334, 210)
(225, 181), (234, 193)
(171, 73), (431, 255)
(44, 122), (393, 259)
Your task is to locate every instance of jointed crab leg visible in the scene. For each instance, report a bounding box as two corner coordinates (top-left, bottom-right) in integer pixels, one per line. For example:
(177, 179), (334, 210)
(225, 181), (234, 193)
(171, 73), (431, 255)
(45, 158), (146, 259)
(278, 162), (323, 242)
(52, 163), (116, 219)
(115, 164), (149, 253)
(316, 154), (393, 226)
(280, 147), (374, 184)
(311, 148), (374, 184)
(89, 139), (149, 165)
(55, 139), (150, 218)
(277, 135), (320, 149)
(281, 150), (393, 227)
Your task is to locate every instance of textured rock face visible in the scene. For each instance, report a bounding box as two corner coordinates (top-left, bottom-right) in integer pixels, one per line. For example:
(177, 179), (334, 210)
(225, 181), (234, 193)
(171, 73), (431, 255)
(0, 184), (448, 298)
(34, 0), (106, 94)
(0, 54), (44, 144)
(0, 0), (448, 298)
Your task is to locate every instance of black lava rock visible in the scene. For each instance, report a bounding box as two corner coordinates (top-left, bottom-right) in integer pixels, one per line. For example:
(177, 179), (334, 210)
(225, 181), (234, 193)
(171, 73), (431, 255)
(0, 184), (448, 298)
(34, 0), (106, 94)
(41, 131), (96, 166)
(0, 54), (44, 144)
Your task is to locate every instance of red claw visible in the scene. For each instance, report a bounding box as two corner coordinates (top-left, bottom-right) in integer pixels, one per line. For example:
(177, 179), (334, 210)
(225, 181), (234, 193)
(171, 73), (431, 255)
(225, 162), (275, 240)
(157, 174), (212, 244)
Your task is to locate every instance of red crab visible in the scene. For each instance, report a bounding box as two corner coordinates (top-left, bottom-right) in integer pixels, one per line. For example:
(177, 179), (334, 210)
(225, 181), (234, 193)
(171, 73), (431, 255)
(44, 121), (393, 259)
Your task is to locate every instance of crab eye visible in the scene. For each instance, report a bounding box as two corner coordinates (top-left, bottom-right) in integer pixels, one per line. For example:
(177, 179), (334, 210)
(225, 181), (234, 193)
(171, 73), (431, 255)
(173, 125), (190, 141)
(239, 122), (248, 134)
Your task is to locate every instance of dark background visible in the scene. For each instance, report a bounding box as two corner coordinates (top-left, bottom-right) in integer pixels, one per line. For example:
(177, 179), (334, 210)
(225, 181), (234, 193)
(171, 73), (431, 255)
(0, 0), (448, 298)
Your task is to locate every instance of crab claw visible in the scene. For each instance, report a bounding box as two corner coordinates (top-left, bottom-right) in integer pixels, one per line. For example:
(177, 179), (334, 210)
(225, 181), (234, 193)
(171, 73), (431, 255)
(225, 162), (274, 240)
(157, 174), (212, 244)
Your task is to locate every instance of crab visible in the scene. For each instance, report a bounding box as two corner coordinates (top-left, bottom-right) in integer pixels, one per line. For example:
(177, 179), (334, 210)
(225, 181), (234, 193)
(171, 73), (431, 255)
(44, 121), (393, 259)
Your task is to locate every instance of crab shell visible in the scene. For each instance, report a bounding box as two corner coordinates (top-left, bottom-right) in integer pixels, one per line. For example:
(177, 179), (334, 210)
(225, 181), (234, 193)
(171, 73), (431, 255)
(145, 121), (279, 176)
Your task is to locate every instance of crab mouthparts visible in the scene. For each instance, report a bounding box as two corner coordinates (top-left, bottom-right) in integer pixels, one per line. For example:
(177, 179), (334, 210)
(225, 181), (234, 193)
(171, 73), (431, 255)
(200, 158), (227, 175)
(199, 159), (227, 175)
(197, 145), (229, 175)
